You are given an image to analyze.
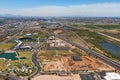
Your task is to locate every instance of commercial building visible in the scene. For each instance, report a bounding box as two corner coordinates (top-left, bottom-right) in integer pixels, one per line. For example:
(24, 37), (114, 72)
(104, 72), (120, 80)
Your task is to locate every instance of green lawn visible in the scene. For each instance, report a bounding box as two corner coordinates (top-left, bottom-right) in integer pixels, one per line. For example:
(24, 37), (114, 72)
(0, 43), (16, 51)
(17, 51), (33, 66)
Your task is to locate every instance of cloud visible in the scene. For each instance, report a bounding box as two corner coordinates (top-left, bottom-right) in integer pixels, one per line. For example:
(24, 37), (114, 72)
(0, 2), (120, 17)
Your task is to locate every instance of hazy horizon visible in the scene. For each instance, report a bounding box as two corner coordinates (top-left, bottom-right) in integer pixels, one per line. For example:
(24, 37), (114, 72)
(0, 0), (120, 17)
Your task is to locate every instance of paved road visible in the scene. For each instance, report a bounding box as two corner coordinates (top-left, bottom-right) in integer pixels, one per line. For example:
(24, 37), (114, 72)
(31, 50), (41, 77)
(52, 33), (120, 70)
(30, 44), (42, 78)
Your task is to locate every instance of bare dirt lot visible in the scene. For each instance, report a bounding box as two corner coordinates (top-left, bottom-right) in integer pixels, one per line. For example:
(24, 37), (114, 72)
(40, 55), (66, 72)
(62, 55), (115, 71)
(99, 30), (120, 34)
(39, 54), (115, 72)
(32, 74), (81, 80)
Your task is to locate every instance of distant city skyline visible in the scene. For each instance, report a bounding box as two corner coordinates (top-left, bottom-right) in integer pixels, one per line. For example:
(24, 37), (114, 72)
(0, 0), (120, 17)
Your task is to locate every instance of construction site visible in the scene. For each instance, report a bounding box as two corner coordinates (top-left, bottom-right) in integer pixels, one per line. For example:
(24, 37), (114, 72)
(40, 55), (65, 72)
(39, 53), (115, 72)
(62, 55), (115, 71)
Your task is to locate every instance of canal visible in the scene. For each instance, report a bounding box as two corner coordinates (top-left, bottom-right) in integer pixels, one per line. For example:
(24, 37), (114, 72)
(99, 42), (120, 59)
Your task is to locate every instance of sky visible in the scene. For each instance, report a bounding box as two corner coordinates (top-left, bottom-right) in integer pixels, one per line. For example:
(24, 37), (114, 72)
(0, 0), (120, 17)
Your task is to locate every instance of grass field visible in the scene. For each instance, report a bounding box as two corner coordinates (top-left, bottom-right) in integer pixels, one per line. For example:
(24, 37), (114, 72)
(0, 43), (16, 51)
(71, 24), (120, 29)
(70, 24), (102, 29)
(74, 30), (106, 43)
(71, 48), (86, 56)
(39, 50), (69, 55)
(82, 25), (101, 29)
(83, 25), (120, 29)
(17, 51), (33, 66)
(15, 35), (25, 39)
(95, 25), (120, 29)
